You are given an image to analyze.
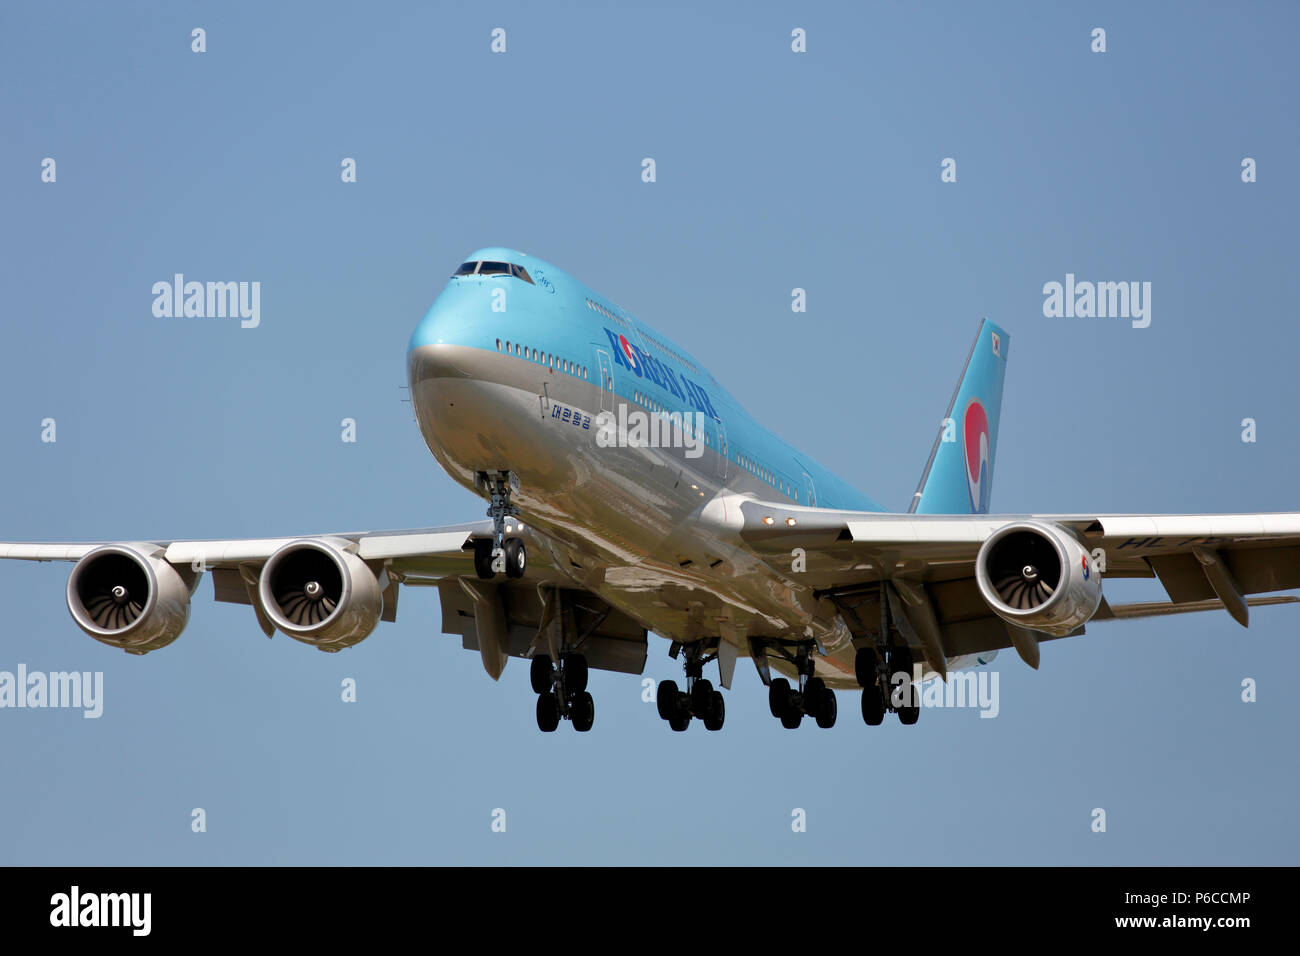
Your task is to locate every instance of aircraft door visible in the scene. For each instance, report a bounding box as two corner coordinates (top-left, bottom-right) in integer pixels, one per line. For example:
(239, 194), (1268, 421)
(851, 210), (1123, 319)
(714, 419), (728, 479)
(802, 471), (818, 507)
(596, 349), (615, 415)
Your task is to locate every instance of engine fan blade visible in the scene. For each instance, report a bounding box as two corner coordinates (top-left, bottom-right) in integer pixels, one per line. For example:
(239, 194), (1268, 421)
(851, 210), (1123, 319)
(276, 582), (338, 626)
(84, 587), (144, 630)
(995, 567), (1055, 610)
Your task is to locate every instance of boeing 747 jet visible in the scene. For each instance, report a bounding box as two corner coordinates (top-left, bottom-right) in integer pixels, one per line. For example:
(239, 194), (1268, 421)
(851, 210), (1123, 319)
(5, 248), (1297, 732)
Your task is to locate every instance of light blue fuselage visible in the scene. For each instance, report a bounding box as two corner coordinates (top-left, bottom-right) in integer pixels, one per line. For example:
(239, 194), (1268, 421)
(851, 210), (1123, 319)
(409, 247), (883, 514)
(406, 247), (884, 682)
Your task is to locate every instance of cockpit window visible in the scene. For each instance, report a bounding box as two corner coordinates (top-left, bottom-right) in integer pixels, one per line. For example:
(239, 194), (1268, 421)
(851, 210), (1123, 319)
(453, 260), (533, 282)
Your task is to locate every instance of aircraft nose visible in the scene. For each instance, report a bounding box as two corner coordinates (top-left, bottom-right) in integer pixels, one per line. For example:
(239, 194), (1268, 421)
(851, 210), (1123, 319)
(410, 345), (475, 387)
(409, 300), (462, 352)
(407, 281), (509, 385)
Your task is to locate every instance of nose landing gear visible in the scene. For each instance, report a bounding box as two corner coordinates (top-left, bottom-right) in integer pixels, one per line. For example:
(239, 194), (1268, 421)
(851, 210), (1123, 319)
(474, 471), (526, 580)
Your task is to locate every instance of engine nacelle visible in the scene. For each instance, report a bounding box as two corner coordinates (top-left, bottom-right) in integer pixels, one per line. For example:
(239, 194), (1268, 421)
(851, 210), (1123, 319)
(67, 545), (192, 654)
(975, 521), (1102, 637)
(258, 539), (382, 651)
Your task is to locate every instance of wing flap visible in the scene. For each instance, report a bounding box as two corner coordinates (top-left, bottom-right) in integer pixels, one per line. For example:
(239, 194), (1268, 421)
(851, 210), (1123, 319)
(1095, 595), (1299, 620)
(211, 567), (253, 605)
(1147, 553), (1217, 603)
(436, 578), (648, 676)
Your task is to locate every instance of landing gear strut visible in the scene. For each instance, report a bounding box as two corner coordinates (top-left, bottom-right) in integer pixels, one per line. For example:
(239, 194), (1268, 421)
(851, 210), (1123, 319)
(856, 594), (919, 725)
(762, 641), (837, 729)
(656, 641), (726, 732)
(475, 471), (526, 580)
(532, 651), (593, 732)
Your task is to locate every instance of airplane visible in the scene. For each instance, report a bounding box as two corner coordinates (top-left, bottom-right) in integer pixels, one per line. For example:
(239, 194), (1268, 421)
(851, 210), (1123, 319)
(5, 246), (1299, 733)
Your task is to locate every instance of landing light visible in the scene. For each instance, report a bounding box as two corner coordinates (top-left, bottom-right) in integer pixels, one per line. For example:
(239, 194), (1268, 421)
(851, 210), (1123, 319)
(785, 518), (797, 527)
(762, 516), (774, 525)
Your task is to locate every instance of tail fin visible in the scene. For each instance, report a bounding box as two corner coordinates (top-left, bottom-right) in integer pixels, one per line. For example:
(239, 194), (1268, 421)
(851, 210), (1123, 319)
(908, 319), (1009, 515)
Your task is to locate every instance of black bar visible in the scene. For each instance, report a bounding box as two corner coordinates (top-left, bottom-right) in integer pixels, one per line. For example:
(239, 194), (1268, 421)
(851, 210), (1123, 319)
(0, 866), (1283, 943)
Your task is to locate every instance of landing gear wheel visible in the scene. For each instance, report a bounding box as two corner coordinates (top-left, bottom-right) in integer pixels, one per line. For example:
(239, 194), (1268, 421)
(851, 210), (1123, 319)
(861, 683), (885, 725)
(656, 680), (679, 721)
(504, 537), (526, 579)
(536, 693), (560, 732)
(703, 691), (725, 731)
(855, 647), (878, 687)
(891, 644), (919, 724)
(780, 708), (803, 729)
(769, 677), (791, 718)
(529, 655), (553, 695)
(562, 653), (588, 694)
(690, 678), (714, 715)
(473, 539), (495, 580)
(815, 689), (837, 729)
(669, 712), (691, 732)
(805, 677), (826, 715)
(572, 691), (595, 732)
(891, 645), (914, 682)
(898, 698), (920, 725)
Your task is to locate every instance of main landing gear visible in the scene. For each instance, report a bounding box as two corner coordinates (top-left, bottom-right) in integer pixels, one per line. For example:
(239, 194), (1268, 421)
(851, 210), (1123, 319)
(474, 471), (526, 580)
(531, 651), (594, 733)
(763, 642), (837, 729)
(856, 641), (919, 726)
(656, 641), (726, 732)
(856, 590), (921, 725)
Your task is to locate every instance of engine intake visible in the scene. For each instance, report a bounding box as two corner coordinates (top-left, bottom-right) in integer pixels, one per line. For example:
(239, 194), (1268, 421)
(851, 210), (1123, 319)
(67, 545), (192, 653)
(975, 521), (1102, 637)
(258, 540), (382, 651)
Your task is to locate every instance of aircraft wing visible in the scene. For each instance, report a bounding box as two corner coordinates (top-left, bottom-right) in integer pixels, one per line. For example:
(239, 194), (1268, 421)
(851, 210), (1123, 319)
(0, 522), (494, 571)
(736, 499), (1300, 675)
(0, 521), (648, 678)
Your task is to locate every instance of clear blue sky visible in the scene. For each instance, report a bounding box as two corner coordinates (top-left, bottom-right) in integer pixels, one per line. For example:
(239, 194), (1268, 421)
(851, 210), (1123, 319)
(1, 1), (1297, 865)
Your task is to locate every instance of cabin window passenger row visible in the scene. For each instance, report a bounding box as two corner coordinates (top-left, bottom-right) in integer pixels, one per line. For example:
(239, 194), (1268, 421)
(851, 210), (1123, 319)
(497, 339), (587, 380)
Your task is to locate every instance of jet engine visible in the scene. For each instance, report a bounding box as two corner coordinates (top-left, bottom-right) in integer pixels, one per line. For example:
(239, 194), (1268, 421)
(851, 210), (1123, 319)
(258, 539), (382, 651)
(67, 545), (193, 653)
(975, 521), (1102, 637)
